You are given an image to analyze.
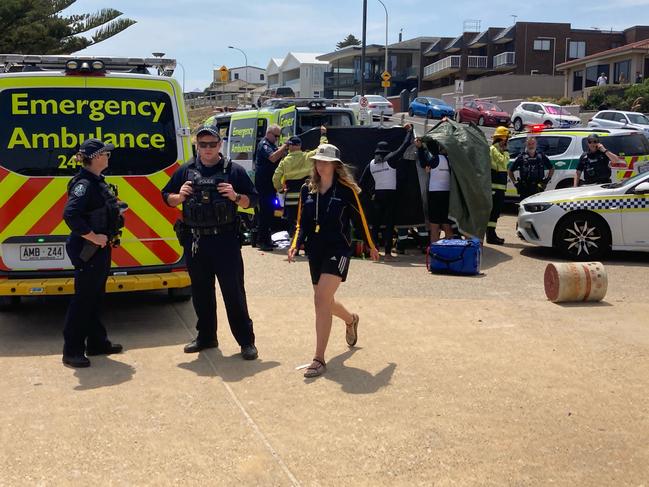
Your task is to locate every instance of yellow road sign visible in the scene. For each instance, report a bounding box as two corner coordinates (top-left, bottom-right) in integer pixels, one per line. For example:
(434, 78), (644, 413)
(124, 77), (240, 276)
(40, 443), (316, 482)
(218, 65), (229, 82)
(381, 80), (391, 87)
(381, 71), (391, 81)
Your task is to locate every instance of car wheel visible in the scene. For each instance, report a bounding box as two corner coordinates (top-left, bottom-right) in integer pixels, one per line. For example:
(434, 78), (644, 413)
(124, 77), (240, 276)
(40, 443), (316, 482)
(554, 212), (611, 261)
(544, 120), (553, 128)
(478, 116), (485, 126)
(408, 108), (414, 117)
(555, 178), (574, 190)
(513, 118), (523, 131)
(426, 110), (433, 119)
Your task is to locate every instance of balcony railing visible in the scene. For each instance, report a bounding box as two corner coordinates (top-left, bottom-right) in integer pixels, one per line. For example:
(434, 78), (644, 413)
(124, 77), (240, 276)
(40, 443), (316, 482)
(467, 56), (488, 69)
(424, 55), (461, 77)
(493, 52), (516, 68)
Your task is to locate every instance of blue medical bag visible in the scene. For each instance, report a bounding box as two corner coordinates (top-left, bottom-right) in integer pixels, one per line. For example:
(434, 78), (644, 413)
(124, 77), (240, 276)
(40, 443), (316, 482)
(427, 238), (482, 275)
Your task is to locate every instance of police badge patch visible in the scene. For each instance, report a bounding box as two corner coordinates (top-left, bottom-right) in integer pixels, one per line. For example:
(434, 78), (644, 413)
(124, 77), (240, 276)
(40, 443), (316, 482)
(72, 183), (87, 197)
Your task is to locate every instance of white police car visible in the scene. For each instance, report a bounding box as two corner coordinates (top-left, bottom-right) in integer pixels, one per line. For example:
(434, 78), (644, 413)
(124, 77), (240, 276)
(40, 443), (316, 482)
(517, 171), (649, 260)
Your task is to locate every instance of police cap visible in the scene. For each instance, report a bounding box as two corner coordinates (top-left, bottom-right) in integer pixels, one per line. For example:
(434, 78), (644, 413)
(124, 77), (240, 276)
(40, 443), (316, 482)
(196, 125), (222, 140)
(287, 136), (302, 145)
(78, 138), (115, 158)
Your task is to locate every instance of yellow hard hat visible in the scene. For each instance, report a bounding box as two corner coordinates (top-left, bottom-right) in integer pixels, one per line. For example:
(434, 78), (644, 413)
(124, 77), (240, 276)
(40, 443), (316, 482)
(493, 126), (510, 139)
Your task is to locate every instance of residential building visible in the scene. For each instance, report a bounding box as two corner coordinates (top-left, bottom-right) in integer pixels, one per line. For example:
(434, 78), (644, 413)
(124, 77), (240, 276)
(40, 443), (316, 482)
(420, 23), (649, 99)
(557, 36), (649, 98)
(212, 65), (266, 85)
(317, 37), (437, 98)
(264, 53), (328, 98)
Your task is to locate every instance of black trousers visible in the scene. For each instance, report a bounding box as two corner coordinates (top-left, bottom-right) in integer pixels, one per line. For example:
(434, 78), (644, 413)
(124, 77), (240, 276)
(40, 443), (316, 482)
(63, 243), (111, 356)
(257, 192), (275, 246)
(184, 232), (254, 347)
(372, 190), (397, 253)
(518, 183), (542, 200)
(488, 188), (505, 229)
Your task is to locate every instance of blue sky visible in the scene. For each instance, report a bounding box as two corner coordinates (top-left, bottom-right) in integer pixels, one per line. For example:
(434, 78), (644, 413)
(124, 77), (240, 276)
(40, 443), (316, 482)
(68, 0), (649, 91)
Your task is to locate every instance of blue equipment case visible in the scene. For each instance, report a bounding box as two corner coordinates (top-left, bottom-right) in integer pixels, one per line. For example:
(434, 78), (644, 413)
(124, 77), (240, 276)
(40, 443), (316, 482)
(427, 238), (482, 275)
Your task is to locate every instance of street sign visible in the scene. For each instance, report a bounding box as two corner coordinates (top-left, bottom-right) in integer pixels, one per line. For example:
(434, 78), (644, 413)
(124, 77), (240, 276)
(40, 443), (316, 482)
(359, 106), (369, 123)
(359, 96), (368, 108)
(454, 79), (464, 94)
(381, 71), (391, 81)
(218, 65), (229, 82)
(381, 80), (391, 88)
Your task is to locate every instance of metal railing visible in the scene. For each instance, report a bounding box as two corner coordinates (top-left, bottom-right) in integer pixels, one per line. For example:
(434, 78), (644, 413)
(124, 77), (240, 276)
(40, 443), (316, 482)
(423, 55), (461, 77)
(467, 56), (488, 69)
(493, 52), (515, 68)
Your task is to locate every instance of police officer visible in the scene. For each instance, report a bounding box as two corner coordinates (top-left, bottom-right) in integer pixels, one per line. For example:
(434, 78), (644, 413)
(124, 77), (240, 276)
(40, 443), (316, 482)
(574, 134), (621, 186)
(162, 125), (260, 359)
(487, 126), (510, 245)
(508, 136), (555, 200)
(255, 124), (288, 251)
(62, 139), (124, 368)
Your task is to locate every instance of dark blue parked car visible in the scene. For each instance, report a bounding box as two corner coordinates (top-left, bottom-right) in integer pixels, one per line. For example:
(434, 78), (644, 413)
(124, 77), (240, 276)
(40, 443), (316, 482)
(408, 97), (455, 119)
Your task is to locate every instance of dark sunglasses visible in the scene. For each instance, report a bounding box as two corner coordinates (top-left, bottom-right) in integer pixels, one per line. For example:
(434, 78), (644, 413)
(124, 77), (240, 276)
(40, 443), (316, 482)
(98, 151), (111, 158)
(198, 141), (221, 148)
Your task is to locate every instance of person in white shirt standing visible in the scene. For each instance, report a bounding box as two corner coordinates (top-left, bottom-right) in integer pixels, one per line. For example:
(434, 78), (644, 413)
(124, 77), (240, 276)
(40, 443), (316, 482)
(361, 124), (413, 260)
(415, 137), (453, 242)
(597, 73), (608, 86)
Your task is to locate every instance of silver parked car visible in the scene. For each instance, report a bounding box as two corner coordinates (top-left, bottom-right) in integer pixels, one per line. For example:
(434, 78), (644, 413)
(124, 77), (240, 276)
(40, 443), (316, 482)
(587, 110), (649, 138)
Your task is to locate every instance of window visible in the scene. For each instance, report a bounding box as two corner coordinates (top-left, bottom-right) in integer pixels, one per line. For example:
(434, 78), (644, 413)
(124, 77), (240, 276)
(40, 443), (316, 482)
(614, 59), (631, 83)
(0, 87), (178, 176)
(581, 134), (649, 156)
(260, 74), (264, 81)
(533, 39), (551, 51)
(585, 65), (609, 88)
(569, 41), (586, 59)
(234, 73), (239, 80)
(536, 136), (571, 157)
(522, 103), (537, 112)
(573, 70), (584, 92)
(596, 112), (614, 121)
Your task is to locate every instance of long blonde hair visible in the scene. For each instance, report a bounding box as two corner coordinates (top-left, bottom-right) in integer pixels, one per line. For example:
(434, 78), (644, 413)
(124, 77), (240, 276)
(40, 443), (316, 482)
(308, 160), (361, 194)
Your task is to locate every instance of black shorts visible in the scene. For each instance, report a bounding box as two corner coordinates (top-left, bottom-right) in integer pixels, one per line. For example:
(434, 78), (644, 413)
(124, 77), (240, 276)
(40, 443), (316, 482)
(427, 191), (451, 224)
(308, 252), (351, 285)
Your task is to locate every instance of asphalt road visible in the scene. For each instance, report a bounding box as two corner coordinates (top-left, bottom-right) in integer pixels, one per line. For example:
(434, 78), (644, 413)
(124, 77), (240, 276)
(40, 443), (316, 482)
(2, 213), (648, 485)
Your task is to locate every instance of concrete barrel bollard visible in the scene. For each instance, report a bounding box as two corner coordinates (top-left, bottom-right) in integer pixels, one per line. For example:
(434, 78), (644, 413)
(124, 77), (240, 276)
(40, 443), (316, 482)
(544, 262), (608, 303)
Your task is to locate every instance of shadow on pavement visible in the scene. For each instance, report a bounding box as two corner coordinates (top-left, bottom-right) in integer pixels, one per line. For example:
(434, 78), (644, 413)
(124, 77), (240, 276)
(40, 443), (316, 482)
(310, 348), (396, 394)
(0, 291), (192, 357)
(178, 350), (281, 383)
(72, 356), (136, 391)
(554, 301), (614, 308)
(481, 246), (513, 270)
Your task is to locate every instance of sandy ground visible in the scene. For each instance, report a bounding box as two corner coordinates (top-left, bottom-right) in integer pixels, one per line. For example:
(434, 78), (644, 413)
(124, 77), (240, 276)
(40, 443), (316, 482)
(1, 214), (648, 486)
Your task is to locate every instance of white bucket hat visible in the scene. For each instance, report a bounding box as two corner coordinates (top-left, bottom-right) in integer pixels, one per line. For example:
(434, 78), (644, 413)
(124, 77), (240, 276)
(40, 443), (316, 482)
(311, 143), (342, 163)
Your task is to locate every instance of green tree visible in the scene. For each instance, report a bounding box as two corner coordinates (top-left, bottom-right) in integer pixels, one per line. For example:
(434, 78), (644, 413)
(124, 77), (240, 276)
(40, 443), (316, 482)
(336, 34), (361, 50)
(0, 0), (136, 54)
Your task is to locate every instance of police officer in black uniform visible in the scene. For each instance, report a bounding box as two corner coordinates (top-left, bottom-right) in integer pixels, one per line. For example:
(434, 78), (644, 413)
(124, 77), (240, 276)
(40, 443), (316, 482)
(62, 139), (124, 368)
(508, 136), (555, 200)
(574, 134), (621, 186)
(162, 125), (260, 359)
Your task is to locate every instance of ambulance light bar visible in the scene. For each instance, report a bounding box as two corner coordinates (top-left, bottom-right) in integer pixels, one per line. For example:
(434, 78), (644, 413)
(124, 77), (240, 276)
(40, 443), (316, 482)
(0, 54), (176, 75)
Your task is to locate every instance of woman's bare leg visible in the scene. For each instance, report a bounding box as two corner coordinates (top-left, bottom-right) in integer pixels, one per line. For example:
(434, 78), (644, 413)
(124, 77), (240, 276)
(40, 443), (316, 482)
(312, 274), (343, 361)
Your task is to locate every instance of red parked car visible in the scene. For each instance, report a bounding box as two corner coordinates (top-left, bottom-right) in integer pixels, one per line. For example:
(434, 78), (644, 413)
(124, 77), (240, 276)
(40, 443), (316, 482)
(457, 100), (510, 127)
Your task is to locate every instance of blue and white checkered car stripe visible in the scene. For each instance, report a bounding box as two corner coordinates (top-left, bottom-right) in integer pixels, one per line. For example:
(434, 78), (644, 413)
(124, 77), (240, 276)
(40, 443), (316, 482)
(556, 196), (649, 212)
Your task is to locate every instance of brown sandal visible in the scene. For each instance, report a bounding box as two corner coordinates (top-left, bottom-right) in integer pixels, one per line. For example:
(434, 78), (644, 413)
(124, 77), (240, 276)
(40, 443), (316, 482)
(304, 357), (326, 378)
(346, 314), (359, 347)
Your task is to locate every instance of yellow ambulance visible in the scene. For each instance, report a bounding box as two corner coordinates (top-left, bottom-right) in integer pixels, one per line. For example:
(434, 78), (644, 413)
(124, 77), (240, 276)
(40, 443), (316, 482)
(0, 55), (192, 308)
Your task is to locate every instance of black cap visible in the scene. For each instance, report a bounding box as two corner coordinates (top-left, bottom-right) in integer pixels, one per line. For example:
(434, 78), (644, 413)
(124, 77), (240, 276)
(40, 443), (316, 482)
(196, 124), (221, 140)
(374, 141), (390, 155)
(78, 138), (114, 158)
(287, 136), (302, 145)
(587, 134), (600, 142)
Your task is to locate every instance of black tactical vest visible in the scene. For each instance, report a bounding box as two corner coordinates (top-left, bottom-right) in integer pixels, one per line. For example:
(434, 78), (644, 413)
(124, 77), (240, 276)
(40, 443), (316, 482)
(182, 160), (238, 229)
(67, 174), (124, 237)
(583, 152), (611, 183)
(518, 152), (546, 183)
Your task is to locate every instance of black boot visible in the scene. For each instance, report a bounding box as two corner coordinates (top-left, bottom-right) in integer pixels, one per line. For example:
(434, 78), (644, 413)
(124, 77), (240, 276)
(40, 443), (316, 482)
(486, 227), (505, 245)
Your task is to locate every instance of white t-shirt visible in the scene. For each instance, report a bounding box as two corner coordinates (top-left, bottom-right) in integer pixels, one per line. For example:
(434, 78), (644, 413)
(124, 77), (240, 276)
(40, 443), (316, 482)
(428, 154), (450, 192)
(370, 158), (397, 190)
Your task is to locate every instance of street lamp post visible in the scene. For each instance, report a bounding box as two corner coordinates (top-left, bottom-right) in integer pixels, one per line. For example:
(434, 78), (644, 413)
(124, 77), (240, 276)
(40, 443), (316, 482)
(228, 45), (248, 105)
(377, 0), (389, 98)
(176, 61), (186, 94)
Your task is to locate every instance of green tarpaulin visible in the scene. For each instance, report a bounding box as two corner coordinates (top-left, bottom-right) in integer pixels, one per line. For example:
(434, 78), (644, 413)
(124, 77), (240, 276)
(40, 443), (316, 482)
(420, 119), (492, 239)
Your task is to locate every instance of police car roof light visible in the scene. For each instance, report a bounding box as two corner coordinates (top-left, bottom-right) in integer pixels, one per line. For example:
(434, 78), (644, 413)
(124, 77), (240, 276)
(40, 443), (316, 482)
(0, 54), (176, 76)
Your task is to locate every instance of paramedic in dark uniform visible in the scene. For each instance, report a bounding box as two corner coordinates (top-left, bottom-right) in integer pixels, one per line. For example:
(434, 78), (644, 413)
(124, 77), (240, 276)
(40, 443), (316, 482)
(361, 124), (413, 260)
(62, 139), (124, 368)
(573, 134), (621, 186)
(255, 124), (288, 251)
(162, 125), (260, 360)
(288, 144), (379, 378)
(508, 136), (555, 200)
